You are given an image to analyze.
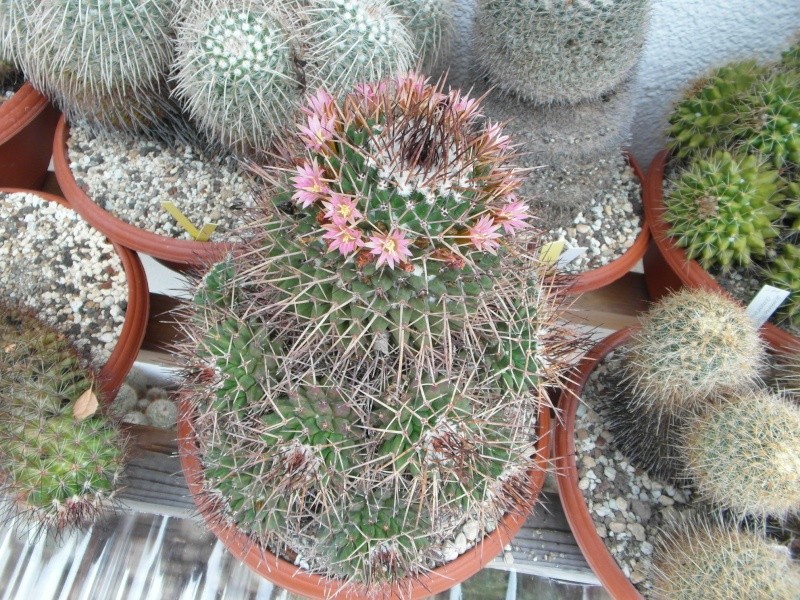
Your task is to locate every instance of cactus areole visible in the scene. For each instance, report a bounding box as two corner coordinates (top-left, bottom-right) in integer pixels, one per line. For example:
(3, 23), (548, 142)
(177, 73), (565, 597)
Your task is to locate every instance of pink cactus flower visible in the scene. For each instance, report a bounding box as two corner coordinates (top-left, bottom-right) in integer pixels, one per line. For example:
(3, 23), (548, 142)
(291, 161), (329, 208)
(481, 122), (511, 152)
(352, 81), (386, 114)
(449, 90), (481, 121)
(495, 198), (531, 235)
(299, 113), (336, 152)
(365, 229), (413, 269)
(467, 215), (503, 254)
(322, 194), (362, 225)
(322, 222), (364, 256)
(304, 88), (335, 118)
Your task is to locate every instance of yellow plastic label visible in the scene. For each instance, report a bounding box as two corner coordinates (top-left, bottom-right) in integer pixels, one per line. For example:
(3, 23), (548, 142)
(539, 240), (566, 265)
(161, 201), (217, 242)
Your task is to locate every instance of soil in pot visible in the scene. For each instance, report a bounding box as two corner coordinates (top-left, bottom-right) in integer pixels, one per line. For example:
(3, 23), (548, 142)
(0, 68), (23, 107)
(0, 191), (131, 369)
(64, 119), (257, 242)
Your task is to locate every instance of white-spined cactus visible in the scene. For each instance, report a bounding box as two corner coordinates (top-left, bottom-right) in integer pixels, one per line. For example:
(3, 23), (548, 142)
(388, 0), (453, 71)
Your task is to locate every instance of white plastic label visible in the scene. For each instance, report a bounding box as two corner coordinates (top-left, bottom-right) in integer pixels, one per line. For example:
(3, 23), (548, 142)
(745, 285), (790, 327)
(556, 246), (588, 268)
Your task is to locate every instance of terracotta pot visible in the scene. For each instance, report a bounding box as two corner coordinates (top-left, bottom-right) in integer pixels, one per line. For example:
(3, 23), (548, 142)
(0, 188), (149, 401)
(554, 327), (642, 600)
(567, 154), (650, 295)
(52, 116), (229, 270)
(643, 149), (799, 353)
(178, 399), (552, 599)
(0, 83), (60, 189)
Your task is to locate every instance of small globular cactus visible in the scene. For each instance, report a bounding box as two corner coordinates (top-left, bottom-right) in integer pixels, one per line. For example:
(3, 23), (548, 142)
(0, 305), (126, 533)
(780, 39), (800, 74)
(767, 243), (800, 327)
(172, 0), (303, 153)
(388, 0), (453, 71)
(473, 0), (651, 105)
(682, 389), (800, 519)
(621, 289), (766, 414)
(298, 0), (414, 97)
(666, 60), (766, 159)
(663, 151), (783, 270)
(650, 516), (800, 600)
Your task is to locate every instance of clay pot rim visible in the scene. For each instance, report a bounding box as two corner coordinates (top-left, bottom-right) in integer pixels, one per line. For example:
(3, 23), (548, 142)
(0, 187), (149, 401)
(553, 327), (643, 600)
(0, 82), (52, 144)
(567, 153), (651, 296)
(177, 398), (552, 599)
(643, 149), (798, 352)
(52, 115), (230, 269)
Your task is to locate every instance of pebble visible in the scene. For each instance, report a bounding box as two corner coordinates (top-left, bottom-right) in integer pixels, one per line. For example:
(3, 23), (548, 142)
(68, 122), (257, 241)
(462, 520), (479, 542)
(0, 192), (127, 365)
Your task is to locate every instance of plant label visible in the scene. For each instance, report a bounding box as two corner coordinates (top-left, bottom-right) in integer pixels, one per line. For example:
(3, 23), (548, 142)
(556, 245), (588, 268)
(746, 285), (790, 327)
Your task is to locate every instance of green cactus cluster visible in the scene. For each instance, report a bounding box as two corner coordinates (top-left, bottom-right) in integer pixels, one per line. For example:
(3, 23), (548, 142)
(0, 305), (126, 533)
(473, 0), (651, 105)
(650, 516), (800, 600)
(780, 40), (800, 74)
(663, 151), (783, 270)
(180, 75), (559, 591)
(767, 242), (800, 326)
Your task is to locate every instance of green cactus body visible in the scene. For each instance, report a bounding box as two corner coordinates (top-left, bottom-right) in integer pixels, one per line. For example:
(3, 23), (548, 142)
(780, 40), (800, 74)
(0, 306), (125, 532)
(767, 242), (800, 327)
(474, 0), (650, 105)
(683, 389), (800, 519)
(172, 1), (303, 153)
(621, 289), (765, 414)
(388, 0), (452, 71)
(734, 71), (800, 169)
(651, 517), (800, 600)
(666, 61), (766, 159)
(299, 0), (413, 96)
(664, 151), (783, 270)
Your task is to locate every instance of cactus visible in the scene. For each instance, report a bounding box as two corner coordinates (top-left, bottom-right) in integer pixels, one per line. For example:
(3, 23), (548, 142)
(0, 0), (27, 65)
(683, 389), (800, 519)
(666, 60), (766, 159)
(780, 39), (800, 74)
(298, 0), (413, 97)
(179, 73), (561, 591)
(171, 0), (303, 154)
(388, 0), (453, 71)
(651, 516), (800, 600)
(733, 71), (800, 169)
(19, 0), (187, 134)
(473, 0), (650, 105)
(0, 305), (126, 532)
(767, 243), (800, 327)
(663, 151), (783, 270)
(621, 289), (765, 415)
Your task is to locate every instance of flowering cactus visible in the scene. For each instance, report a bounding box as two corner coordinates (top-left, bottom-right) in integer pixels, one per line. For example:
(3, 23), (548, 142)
(180, 74), (565, 592)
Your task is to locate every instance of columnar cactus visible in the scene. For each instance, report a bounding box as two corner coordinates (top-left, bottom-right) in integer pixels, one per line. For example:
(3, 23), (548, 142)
(181, 74), (562, 591)
(172, 0), (303, 153)
(651, 517), (800, 600)
(19, 0), (187, 133)
(0, 305), (126, 532)
(663, 151), (783, 270)
(473, 0), (650, 105)
(682, 389), (800, 519)
(620, 289), (765, 414)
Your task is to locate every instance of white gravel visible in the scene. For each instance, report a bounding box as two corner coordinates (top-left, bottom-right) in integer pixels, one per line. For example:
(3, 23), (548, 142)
(67, 121), (257, 240)
(0, 192), (127, 366)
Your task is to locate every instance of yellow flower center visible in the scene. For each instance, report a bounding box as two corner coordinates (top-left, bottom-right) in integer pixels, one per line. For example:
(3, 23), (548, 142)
(342, 232), (355, 243)
(311, 183), (322, 193)
(383, 239), (396, 253)
(337, 205), (352, 218)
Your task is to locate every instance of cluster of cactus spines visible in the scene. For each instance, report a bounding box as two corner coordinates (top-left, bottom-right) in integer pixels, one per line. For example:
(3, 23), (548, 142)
(388, 0), (453, 71)
(172, 0), (304, 154)
(19, 0), (187, 133)
(473, 0), (650, 105)
(0, 0), (27, 66)
(650, 516), (800, 600)
(734, 71), (800, 169)
(666, 60), (767, 159)
(620, 289), (765, 415)
(0, 305), (126, 533)
(298, 0), (414, 98)
(781, 40), (800, 74)
(767, 243), (800, 327)
(181, 74), (561, 591)
(663, 150), (783, 270)
(683, 389), (800, 520)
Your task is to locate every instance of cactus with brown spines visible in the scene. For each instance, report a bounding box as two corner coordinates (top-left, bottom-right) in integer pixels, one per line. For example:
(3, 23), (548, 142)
(179, 73), (565, 592)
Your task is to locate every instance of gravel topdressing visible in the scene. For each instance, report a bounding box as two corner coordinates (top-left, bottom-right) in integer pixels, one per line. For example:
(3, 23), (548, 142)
(67, 121), (257, 241)
(0, 192), (127, 366)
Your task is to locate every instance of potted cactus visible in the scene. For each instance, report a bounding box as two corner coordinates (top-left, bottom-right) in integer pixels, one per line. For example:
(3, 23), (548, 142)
(176, 73), (563, 598)
(457, 0), (652, 294)
(644, 44), (800, 349)
(0, 303), (128, 534)
(554, 288), (800, 598)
